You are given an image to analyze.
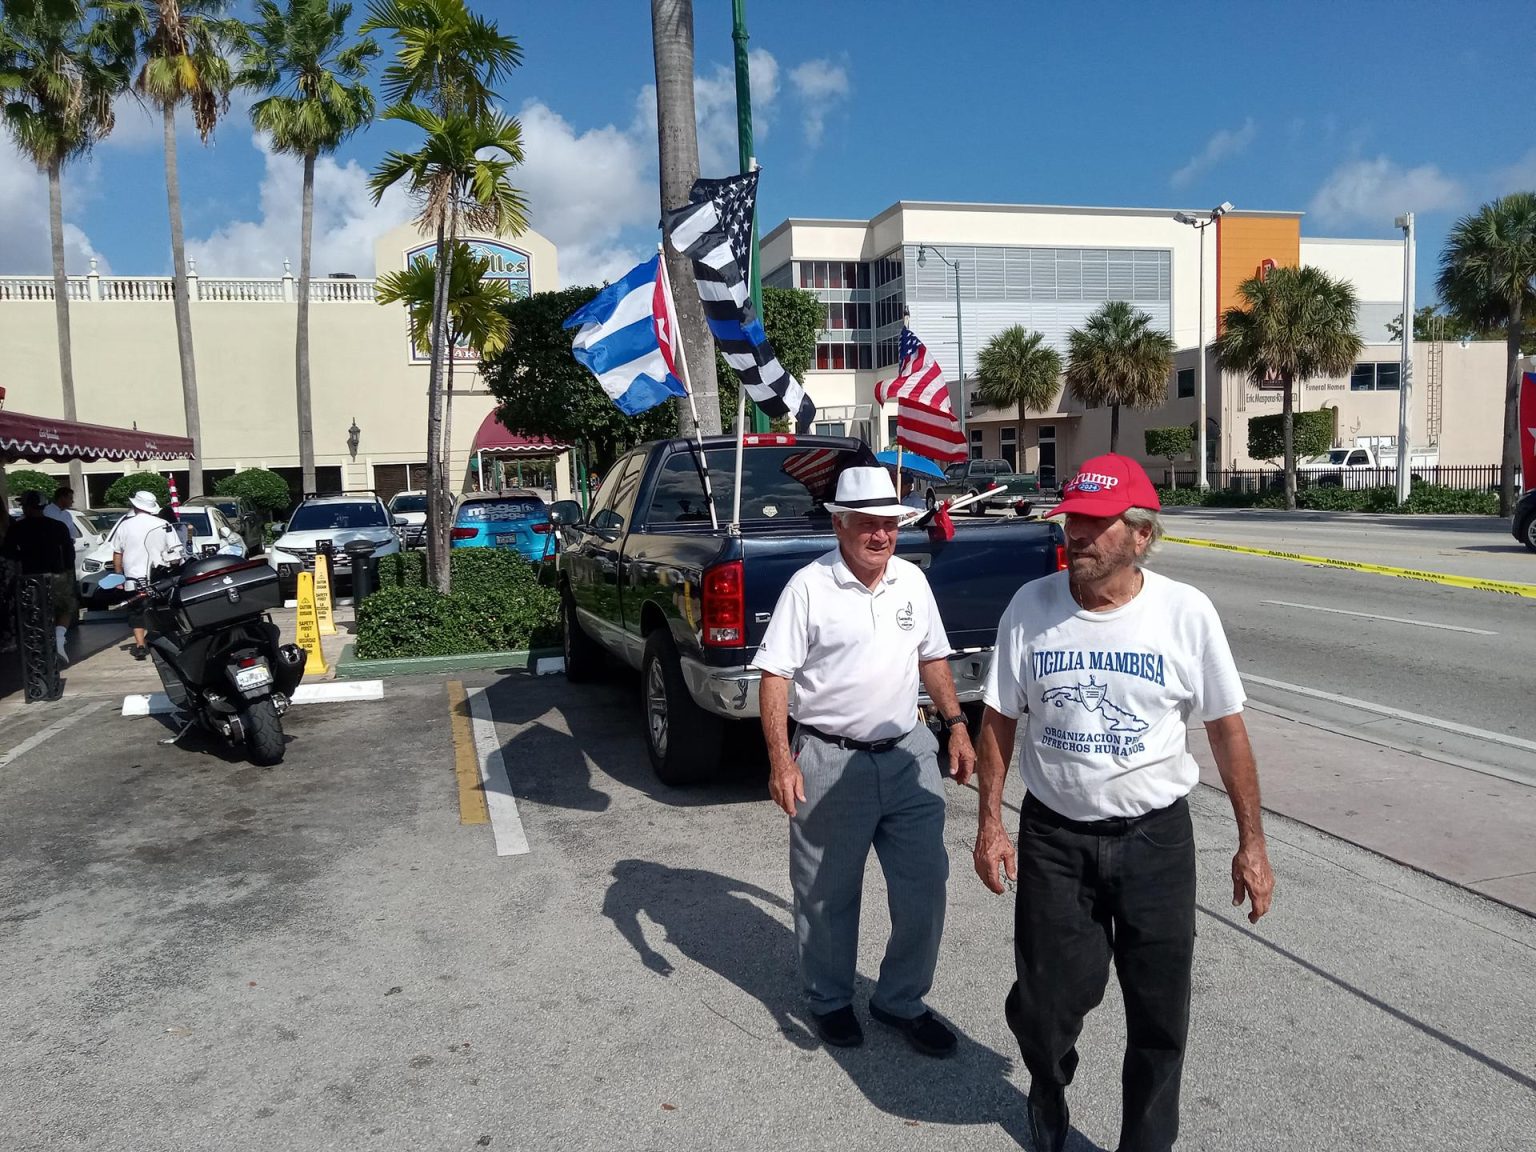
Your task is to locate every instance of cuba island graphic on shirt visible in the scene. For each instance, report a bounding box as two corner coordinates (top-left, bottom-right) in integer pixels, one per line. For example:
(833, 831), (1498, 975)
(1033, 649), (1165, 757)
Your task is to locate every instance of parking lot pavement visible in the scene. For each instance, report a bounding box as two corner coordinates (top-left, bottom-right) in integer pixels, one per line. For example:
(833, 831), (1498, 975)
(3, 671), (1535, 1151)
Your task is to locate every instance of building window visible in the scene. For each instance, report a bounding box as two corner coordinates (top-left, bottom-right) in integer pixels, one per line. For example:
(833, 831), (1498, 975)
(1375, 362), (1400, 390)
(1177, 367), (1195, 399)
(1000, 427), (1018, 470)
(887, 415), (899, 444)
(815, 421), (846, 437)
(1350, 362), (1401, 391)
(970, 428), (984, 461)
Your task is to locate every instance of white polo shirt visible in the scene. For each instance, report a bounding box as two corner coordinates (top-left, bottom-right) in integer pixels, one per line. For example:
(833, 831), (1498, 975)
(113, 511), (174, 581)
(752, 549), (953, 743)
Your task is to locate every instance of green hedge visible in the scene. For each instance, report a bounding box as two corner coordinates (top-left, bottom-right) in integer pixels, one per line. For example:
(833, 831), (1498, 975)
(215, 467), (292, 515)
(105, 471), (171, 509)
(1155, 481), (1498, 515)
(6, 469), (60, 498)
(357, 549), (560, 659)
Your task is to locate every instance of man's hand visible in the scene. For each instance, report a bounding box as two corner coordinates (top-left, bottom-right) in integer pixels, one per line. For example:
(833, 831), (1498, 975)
(1232, 838), (1274, 923)
(768, 755), (806, 818)
(947, 724), (976, 786)
(973, 816), (1017, 894)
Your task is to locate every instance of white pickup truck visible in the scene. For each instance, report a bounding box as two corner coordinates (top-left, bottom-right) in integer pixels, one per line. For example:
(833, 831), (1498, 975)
(1296, 443), (1439, 487)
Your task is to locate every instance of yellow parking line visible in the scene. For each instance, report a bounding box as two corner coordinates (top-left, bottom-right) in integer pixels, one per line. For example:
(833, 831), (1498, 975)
(447, 681), (489, 825)
(1166, 535), (1536, 600)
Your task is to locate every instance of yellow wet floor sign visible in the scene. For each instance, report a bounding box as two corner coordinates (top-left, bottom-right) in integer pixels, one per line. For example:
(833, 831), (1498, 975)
(313, 552), (337, 635)
(294, 570), (328, 675)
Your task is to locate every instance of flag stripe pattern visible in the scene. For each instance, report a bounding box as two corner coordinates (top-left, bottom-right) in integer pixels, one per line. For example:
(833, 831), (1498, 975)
(896, 397), (967, 462)
(562, 254), (688, 416)
(878, 327), (966, 462)
(665, 171), (814, 426)
(781, 448), (841, 494)
(876, 327), (950, 409)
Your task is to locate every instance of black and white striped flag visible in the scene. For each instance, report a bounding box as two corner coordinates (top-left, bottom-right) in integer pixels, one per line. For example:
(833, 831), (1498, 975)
(663, 171), (816, 430)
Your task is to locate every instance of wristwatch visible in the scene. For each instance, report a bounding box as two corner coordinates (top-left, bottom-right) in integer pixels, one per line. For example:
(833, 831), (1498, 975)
(942, 714), (967, 731)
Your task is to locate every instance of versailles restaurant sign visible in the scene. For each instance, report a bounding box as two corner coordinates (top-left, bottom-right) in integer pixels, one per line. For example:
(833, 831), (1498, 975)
(402, 238), (533, 363)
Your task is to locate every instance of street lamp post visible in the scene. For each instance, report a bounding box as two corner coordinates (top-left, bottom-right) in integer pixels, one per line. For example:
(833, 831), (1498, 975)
(1174, 202), (1233, 489)
(917, 245), (967, 454)
(1393, 212), (1415, 505)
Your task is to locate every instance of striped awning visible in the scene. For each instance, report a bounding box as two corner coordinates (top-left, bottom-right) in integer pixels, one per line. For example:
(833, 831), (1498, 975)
(0, 410), (195, 464)
(471, 411), (569, 457)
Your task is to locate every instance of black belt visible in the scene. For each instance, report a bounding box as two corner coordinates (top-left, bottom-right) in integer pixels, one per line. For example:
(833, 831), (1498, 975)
(799, 724), (910, 755)
(1022, 792), (1187, 836)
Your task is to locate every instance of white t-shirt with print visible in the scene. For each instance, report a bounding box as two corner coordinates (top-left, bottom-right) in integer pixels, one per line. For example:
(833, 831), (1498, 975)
(984, 567), (1244, 820)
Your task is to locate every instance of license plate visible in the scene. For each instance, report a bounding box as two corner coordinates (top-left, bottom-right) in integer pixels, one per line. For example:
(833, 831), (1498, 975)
(494, 533), (519, 545)
(235, 665), (272, 690)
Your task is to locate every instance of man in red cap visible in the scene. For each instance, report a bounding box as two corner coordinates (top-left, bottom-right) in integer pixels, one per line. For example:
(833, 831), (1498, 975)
(971, 453), (1273, 1152)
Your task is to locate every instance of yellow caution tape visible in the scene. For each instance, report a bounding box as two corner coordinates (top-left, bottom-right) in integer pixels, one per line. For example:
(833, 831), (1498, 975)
(1165, 535), (1536, 601)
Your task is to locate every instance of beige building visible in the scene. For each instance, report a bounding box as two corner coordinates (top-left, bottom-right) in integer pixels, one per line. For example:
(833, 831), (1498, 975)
(0, 221), (572, 505)
(763, 202), (1509, 483)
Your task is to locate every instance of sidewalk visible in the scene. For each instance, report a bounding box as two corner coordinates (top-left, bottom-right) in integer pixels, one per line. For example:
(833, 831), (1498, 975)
(1192, 704), (1536, 915)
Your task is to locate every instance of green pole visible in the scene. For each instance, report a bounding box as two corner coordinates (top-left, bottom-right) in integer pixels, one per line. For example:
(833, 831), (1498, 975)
(732, 0), (772, 433)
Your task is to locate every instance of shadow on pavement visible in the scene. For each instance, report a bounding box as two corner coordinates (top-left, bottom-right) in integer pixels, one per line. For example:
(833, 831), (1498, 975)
(603, 859), (1092, 1149)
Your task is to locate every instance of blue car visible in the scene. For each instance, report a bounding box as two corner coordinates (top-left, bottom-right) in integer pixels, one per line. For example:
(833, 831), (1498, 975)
(450, 491), (553, 563)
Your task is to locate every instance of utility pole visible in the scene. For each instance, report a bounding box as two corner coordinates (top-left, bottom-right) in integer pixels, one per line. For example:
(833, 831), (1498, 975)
(1394, 212), (1415, 505)
(731, 0), (770, 433)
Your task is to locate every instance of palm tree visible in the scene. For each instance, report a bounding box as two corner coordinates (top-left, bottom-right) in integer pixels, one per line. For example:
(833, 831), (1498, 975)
(132, 0), (238, 498)
(0, 0), (136, 496)
(1064, 300), (1177, 454)
(1436, 193), (1536, 517)
(368, 103), (527, 590)
(234, 0), (378, 497)
(1215, 265), (1363, 510)
(975, 326), (1062, 457)
(360, 0), (519, 113)
(376, 241), (511, 483)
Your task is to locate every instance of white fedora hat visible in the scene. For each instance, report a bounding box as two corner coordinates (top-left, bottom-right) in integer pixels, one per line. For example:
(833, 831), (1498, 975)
(129, 490), (162, 514)
(824, 467), (909, 518)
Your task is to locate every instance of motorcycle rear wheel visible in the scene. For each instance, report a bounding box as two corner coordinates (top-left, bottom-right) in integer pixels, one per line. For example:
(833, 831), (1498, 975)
(241, 699), (286, 766)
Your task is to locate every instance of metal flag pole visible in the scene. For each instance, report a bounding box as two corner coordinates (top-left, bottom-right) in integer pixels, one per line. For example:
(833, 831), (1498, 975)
(657, 245), (720, 532)
(896, 442), (904, 509)
(732, 0), (770, 435)
(732, 374), (747, 535)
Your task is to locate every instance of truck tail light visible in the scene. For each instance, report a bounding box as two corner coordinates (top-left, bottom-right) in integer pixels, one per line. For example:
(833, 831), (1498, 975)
(742, 433), (796, 447)
(1056, 545), (1068, 571)
(701, 560), (745, 647)
(451, 527), (476, 540)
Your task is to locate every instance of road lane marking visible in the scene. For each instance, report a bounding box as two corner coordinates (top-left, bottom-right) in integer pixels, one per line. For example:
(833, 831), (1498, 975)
(466, 687), (530, 857)
(1167, 535), (1536, 600)
(447, 681), (489, 825)
(0, 700), (107, 769)
(1243, 673), (1536, 755)
(1258, 600), (1498, 635)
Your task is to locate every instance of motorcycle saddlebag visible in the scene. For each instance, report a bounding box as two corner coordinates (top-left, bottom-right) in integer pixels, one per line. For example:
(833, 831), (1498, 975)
(170, 558), (282, 631)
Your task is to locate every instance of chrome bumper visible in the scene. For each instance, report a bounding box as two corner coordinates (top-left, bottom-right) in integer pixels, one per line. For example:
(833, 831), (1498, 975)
(679, 648), (994, 721)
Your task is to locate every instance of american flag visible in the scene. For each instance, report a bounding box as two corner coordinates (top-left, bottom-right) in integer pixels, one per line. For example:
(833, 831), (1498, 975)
(877, 327), (966, 462)
(781, 448), (841, 495)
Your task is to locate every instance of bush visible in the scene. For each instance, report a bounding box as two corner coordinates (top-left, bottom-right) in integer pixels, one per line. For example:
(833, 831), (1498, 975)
(6, 469), (60, 499)
(104, 471), (171, 509)
(215, 467), (292, 515)
(1247, 411), (1334, 464)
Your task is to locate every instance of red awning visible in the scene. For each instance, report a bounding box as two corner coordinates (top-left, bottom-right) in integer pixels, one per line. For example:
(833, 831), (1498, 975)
(471, 411), (569, 456)
(0, 410), (195, 464)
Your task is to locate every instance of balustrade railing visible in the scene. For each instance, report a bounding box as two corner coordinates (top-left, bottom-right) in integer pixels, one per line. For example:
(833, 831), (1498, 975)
(0, 273), (381, 303)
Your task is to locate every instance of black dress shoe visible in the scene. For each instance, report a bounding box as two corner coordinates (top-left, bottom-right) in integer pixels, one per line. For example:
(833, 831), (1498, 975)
(1027, 1084), (1070, 1152)
(867, 1003), (957, 1058)
(812, 1006), (864, 1048)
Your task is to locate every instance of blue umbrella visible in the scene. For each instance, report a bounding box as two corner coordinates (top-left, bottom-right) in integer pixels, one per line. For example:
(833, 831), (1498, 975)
(875, 448), (946, 479)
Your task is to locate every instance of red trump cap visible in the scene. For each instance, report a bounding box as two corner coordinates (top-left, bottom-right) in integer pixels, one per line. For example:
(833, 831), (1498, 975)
(1047, 454), (1161, 519)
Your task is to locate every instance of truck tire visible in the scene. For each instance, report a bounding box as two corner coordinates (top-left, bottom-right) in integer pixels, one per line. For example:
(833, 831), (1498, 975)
(925, 488), (937, 511)
(1520, 513), (1536, 553)
(641, 630), (723, 786)
(241, 699), (286, 766)
(966, 488), (985, 515)
(561, 592), (604, 683)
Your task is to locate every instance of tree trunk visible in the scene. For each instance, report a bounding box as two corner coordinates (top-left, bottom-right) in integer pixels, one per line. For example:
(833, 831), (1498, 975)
(444, 336), (456, 492)
(47, 158), (85, 499)
(424, 216), (454, 594)
(296, 150), (317, 495)
(651, 0), (721, 436)
(163, 103), (204, 497)
(1500, 308), (1523, 518)
(1109, 403), (1120, 453)
(1282, 371), (1297, 510)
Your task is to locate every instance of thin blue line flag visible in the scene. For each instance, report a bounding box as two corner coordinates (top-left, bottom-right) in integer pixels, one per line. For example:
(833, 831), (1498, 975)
(563, 254), (688, 416)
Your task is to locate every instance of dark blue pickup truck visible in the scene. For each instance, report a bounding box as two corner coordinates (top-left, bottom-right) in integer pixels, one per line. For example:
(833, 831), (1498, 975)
(547, 434), (1064, 785)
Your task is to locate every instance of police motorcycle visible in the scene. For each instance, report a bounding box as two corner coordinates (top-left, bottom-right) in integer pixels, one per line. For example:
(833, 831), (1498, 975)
(103, 539), (306, 765)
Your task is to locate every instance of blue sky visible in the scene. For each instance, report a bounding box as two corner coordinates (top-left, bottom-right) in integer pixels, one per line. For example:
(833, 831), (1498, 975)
(1, 0), (1528, 302)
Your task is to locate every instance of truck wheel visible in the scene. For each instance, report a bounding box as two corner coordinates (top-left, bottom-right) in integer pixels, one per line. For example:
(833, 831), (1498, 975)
(966, 488), (985, 515)
(1521, 514), (1536, 553)
(641, 630), (723, 786)
(925, 489), (937, 511)
(561, 592), (604, 683)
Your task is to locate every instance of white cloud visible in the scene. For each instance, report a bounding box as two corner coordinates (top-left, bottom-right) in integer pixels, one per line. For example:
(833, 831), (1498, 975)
(1170, 118), (1256, 189)
(0, 137), (111, 274)
(788, 59), (851, 148)
(1308, 155), (1466, 227)
(186, 133), (414, 276)
(101, 89), (258, 151)
(634, 48), (781, 176)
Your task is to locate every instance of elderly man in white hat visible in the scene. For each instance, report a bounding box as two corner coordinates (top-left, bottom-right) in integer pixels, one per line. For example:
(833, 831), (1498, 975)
(112, 490), (175, 660)
(753, 465), (976, 1056)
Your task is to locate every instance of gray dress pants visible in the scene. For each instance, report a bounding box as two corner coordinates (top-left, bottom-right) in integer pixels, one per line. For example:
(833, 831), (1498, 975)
(789, 723), (948, 1018)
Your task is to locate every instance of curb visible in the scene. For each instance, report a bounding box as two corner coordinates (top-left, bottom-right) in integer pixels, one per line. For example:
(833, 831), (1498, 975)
(122, 680), (384, 717)
(1165, 535), (1536, 600)
(333, 643), (565, 679)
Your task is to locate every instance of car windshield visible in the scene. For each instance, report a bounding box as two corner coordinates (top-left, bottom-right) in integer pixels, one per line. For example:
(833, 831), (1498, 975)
(288, 501), (388, 531)
(458, 498), (545, 522)
(85, 510), (121, 533)
(390, 494), (427, 513)
(176, 511), (213, 537)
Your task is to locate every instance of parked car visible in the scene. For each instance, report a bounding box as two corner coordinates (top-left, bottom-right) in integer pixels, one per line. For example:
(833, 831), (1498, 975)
(266, 494), (403, 599)
(1514, 488), (1536, 553)
(82, 506), (129, 536)
(387, 490), (428, 549)
(549, 434), (1065, 785)
(451, 490), (553, 563)
(1296, 442), (1439, 488)
(183, 494), (266, 554)
(925, 458), (1041, 514)
(78, 506), (245, 608)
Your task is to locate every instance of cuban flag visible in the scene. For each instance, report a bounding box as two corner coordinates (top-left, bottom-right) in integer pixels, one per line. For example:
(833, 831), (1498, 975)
(563, 254), (689, 415)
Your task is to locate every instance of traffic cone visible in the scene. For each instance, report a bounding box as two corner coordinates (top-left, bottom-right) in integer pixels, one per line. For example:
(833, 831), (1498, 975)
(167, 474), (180, 510)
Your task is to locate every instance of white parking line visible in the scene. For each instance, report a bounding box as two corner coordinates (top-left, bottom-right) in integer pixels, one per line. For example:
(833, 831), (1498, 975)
(466, 687), (530, 857)
(0, 700), (108, 769)
(1259, 600), (1498, 635)
(121, 680), (384, 717)
(1243, 673), (1536, 754)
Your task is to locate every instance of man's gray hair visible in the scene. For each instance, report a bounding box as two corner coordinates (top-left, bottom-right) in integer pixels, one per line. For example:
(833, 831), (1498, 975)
(1123, 506), (1164, 554)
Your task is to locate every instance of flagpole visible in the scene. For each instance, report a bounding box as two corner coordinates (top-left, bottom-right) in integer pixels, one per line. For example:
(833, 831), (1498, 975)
(733, 376), (747, 534)
(895, 442), (903, 511)
(658, 245), (719, 532)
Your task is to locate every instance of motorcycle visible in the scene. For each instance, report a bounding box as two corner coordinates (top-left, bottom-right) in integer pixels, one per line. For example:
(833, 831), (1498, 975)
(104, 554), (307, 765)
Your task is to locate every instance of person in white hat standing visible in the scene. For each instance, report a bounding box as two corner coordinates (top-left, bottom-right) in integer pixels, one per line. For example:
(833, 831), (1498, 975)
(113, 490), (176, 660)
(752, 466), (976, 1056)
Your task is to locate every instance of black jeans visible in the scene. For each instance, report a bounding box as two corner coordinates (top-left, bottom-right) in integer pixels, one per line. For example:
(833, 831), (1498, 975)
(1004, 793), (1196, 1152)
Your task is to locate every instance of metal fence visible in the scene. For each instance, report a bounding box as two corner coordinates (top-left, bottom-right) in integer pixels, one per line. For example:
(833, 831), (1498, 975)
(1159, 465), (1513, 493)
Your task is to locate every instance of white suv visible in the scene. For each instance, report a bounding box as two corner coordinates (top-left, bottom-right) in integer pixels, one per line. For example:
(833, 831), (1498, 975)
(267, 494), (402, 597)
